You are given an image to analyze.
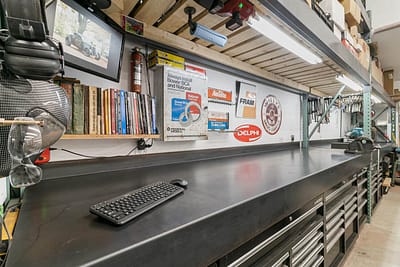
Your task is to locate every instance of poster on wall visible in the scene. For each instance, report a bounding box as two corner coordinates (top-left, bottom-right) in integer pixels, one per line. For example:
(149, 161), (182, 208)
(234, 124), (262, 142)
(208, 87), (233, 104)
(208, 111), (229, 130)
(154, 66), (208, 141)
(261, 95), (282, 135)
(236, 81), (256, 119)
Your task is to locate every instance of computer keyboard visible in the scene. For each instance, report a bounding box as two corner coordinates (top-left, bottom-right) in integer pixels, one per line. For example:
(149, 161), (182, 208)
(90, 181), (185, 225)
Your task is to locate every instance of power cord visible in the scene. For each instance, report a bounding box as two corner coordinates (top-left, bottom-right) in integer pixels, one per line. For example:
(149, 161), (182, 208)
(137, 138), (153, 150)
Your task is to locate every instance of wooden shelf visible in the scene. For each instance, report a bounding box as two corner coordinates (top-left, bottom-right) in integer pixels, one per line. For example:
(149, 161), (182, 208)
(61, 134), (160, 140)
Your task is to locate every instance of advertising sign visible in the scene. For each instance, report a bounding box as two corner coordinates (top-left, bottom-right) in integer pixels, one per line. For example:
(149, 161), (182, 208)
(261, 95), (282, 135)
(208, 87), (233, 104)
(234, 124), (262, 142)
(208, 111), (229, 130)
(154, 66), (208, 141)
(236, 82), (256, 119)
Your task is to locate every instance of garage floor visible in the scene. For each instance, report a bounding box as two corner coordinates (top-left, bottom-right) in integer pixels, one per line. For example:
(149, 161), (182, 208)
(344, 186), (400, 266)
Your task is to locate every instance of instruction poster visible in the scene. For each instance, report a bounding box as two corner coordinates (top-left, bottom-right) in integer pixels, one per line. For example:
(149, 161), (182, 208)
(236, 81), (257, 119)
(155, 66), (208, 141)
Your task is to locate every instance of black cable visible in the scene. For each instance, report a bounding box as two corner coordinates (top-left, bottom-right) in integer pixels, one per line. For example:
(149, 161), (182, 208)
(126, 145), (138, 156)
(50, 148), (101, 159)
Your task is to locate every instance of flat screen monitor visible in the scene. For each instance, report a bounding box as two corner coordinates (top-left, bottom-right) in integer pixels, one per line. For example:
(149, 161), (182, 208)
(47, 0), (125, 81)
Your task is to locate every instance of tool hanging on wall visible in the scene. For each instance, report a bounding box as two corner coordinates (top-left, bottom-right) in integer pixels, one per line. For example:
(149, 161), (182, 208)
(131, 47), (143, 93)
(307, 97), (334, 125)
(340, 94), (362, 113)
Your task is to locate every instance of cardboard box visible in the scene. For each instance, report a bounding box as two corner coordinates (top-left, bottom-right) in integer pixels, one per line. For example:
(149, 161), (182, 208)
(384, 70), (394, 95)
(357, 38), (370, 70)
(350, 25), (359, 38)
(333, 24), (342, 40)
(371, 59), (383, 86)
(149, 57), (184, 70)
(306, 0), (312, 8)
(340, 0), (361, 26)
(320, 0), (345, 31)
(149, 50), (185, 64)
(342, 30), (358, 50)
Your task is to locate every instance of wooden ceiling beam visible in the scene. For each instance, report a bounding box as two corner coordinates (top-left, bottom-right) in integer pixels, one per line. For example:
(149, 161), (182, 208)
(142, 22), (325, 96)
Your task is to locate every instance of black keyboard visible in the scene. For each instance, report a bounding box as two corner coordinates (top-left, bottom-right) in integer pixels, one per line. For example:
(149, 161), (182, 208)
(90, 181), (184, 225)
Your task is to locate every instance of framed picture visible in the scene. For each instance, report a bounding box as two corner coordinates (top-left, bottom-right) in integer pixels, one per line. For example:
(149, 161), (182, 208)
(47, 0), (125, 81)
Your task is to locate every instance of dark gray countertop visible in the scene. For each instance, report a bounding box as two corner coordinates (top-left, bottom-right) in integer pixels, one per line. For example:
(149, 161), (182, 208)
(6, 147), (369, 267)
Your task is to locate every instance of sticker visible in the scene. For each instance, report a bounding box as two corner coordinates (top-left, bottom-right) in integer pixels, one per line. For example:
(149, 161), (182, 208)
(234, 124), (262, 142)
(208, 111), (229, 130)
(261, 95), (282, 135)
(208, 87), (233, 103)
(236, 82), (256, 119)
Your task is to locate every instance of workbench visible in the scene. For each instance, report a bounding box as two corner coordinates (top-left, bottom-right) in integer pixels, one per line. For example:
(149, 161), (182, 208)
(5, 146), (371, 267)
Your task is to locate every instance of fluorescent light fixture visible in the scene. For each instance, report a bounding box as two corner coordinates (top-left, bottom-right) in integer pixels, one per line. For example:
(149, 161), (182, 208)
(336, 74), (363, 92)
(248, 15), (322, 64)
(371, 94), (382, 104)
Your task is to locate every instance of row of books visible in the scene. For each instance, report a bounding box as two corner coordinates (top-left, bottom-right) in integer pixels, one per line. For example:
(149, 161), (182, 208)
(56, 78), (157, 135)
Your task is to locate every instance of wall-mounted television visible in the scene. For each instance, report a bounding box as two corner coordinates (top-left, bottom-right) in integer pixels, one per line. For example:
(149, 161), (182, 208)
(47, 0), (125, 82)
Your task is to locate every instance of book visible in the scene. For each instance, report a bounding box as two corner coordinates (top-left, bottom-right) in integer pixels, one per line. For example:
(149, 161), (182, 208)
(110, 88), (116, 134)
(144, 94), (151, 134)
(116, 89), (121, 134)
(72, 83), (84, 134)
(151, 96), (157, 134)
(83, 85), (90, 134)
(120, 90), (127, 134)
(97, 87), (102, 135)
(88, 86), (97, 135)
(133, 93), (140, 134)
(59, 81), (74, 134)
(104, 89), (109, 135)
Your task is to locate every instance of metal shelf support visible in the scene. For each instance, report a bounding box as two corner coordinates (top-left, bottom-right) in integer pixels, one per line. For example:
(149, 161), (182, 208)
(302, 94), (309, 148)
(363, 85), (372, 139)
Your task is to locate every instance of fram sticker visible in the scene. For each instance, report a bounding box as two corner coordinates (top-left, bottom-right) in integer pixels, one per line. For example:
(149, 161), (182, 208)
(234, 124), (262, 142)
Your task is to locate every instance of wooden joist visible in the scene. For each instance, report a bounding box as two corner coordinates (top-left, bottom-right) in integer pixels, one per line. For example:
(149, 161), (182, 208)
(135, 0), (176, 25)
(248, 49), (290, 65)
(143, 22), (324, 96)
(235, 43), (279, 61)
(158, 0), (205, 33)
(264, 58), (305, 71)
(224, 36), (272, 57)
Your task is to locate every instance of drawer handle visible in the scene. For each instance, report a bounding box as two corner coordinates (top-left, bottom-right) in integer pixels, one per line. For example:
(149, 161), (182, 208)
(228, 202), (323, 267)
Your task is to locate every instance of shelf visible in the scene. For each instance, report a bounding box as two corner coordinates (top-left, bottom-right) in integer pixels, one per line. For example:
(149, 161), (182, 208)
(354, 0), (372, 33)
(61, 134), (160, 140)
(259, 0), (370, 85)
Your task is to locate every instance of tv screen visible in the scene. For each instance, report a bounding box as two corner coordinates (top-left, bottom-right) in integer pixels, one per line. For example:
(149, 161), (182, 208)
(47, 0), (125, 81)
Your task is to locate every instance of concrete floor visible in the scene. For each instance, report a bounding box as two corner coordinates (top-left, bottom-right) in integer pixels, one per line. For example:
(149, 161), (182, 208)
(344, 186), (400, 267)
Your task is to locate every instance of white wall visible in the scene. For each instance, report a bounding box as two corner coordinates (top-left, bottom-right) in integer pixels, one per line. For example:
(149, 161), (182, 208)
(309, 107), (343, 141)
(367, 0), (400, 29)
(51, 41), (347, 161)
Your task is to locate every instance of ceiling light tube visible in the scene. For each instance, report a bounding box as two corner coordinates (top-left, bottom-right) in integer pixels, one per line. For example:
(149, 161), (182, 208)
(248, 15), (322, 64)
(336, 74), (363, 92)
(371, 94), (382, 104)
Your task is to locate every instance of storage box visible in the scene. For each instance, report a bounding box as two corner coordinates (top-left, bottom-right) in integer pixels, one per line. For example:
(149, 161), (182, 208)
(371, 59), (383, 86)
(333, 24), (342, 40)
(149, 57), (184, 70)
(384, 70), (394, 95)
(357, 38), (370, 70)
(340, 0), (361, 26)
(350, 25), (359, 38)
(320, 0), (345, 31)
(149, 50), (185, 64)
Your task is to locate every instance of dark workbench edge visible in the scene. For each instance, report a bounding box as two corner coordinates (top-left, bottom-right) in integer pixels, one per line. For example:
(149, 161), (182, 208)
(42, 142), (299, 180)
